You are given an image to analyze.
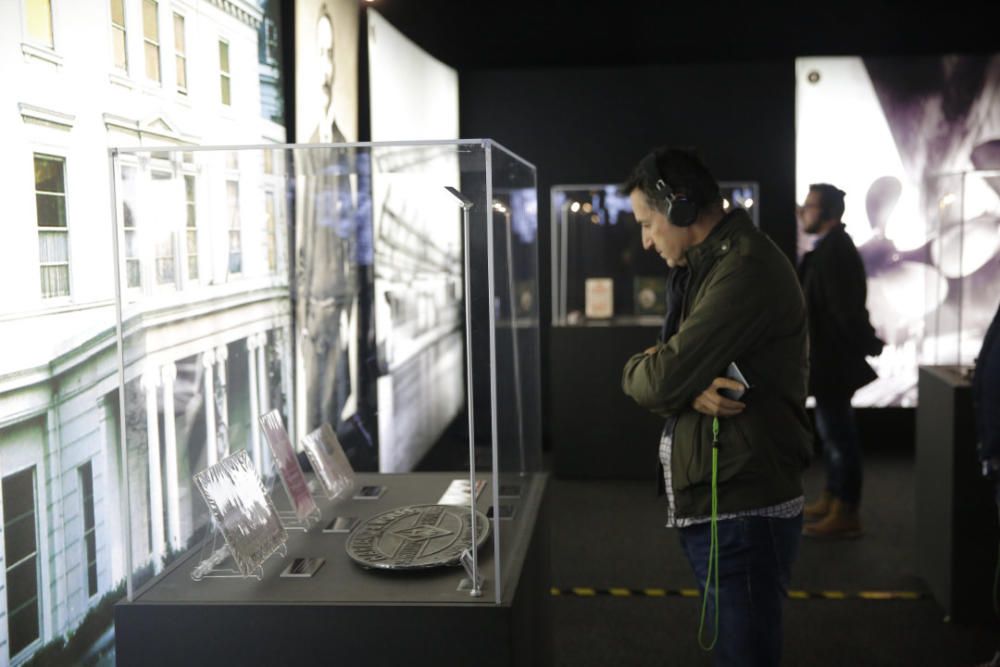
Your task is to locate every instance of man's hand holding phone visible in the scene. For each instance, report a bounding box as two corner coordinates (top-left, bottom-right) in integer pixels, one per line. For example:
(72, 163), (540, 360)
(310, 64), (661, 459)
(692, 377), (747, 417)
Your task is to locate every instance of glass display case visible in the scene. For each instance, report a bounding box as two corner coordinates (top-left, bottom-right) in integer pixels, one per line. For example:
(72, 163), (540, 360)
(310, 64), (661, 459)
(110, 140), (541, 606)
(551, 181), (759, 326)
(922, 170), (1000, 368)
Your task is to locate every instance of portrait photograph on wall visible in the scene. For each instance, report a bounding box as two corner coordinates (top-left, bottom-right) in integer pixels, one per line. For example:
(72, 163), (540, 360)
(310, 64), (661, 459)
(291, 0), (368, 473)
(291, 5), (466, 474)
(294, 0), (358, 143)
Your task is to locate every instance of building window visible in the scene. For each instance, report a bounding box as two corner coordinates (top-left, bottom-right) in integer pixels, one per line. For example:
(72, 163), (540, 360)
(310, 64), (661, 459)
(110, 0), (127, 71)
(174, 13), (186, 93)
(227, 181), (241, 275)
(264, 19), (279, 65)
(219, 40), (231, 105)
(79, 462), (98, 598)
(265, 191), (277, 273)
(34, 154), (70, 298)
(151, 171), (175, 285)
(121, 165), (141, 289)
(3, 467), (40, 658)
(185, 175), (198, 280)
(25, 0), (54, 48)
(142, 0), (160, 83)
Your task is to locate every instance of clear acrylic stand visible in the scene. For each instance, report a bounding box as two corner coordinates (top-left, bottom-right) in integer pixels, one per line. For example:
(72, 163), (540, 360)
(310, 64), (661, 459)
(260, 410), (322, 528)
(301, 423), (356, 501)
(456, 548), (484, 597)
(265, 460), (322, 531)
(190, 523), (289, 581)
(191, 450), (289, 581)
(445, 185), (484, 599)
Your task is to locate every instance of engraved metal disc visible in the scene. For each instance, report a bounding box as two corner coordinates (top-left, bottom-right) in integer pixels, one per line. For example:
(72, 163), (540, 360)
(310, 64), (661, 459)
(345, 504), (491, 570)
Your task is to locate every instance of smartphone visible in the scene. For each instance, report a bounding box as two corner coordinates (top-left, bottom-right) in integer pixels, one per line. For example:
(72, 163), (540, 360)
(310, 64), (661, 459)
(720, 361), (749, 401)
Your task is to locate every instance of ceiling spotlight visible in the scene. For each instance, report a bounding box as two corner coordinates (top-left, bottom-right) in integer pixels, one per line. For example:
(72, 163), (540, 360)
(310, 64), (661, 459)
(582, 203), (593, 213)
(591, 214), (600, 224)
(570, 202), (581, 213)
(744, 198), (754, 208)
(722, 198), (730, 210)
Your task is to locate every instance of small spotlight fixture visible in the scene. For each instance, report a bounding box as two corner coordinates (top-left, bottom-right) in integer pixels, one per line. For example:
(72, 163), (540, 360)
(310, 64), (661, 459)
(582, 203), (593, 213)
(722, 198), (730, 210)
(591, 214), (600, 224)
(570, 202), (581, 213)
(744, 198), (754, 208)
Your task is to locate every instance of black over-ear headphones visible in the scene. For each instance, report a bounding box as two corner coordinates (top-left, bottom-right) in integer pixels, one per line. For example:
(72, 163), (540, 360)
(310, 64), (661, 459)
(638, 152), (699, 228)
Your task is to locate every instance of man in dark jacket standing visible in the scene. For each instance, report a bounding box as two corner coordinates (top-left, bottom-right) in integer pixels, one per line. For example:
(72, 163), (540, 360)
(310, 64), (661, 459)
(974, 300), (1000, 507)
(622, 148), (812, 666)
(797, 184), (884, 539)
(973, 300), (1000, 667)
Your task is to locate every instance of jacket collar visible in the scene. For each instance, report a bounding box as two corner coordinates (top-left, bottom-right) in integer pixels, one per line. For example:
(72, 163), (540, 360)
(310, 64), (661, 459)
(683, 208), (754, 269)
(812, 222), (846, 250)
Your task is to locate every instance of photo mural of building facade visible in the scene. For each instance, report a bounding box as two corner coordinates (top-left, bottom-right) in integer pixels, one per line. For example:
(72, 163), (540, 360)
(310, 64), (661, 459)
(0, 1), (285, 665)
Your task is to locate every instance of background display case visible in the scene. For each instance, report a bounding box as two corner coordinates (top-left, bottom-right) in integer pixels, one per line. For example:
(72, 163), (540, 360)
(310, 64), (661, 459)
(111, 141), (548, 665)
(548, 182), (758, 478)
(914, 171), (1000, 624)
(551, 182), (759, 326)
(922, 170), (1000, 369)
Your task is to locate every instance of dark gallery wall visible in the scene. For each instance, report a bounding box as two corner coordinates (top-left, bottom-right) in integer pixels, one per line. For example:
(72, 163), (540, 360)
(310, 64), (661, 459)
(460, 62), (797, 260)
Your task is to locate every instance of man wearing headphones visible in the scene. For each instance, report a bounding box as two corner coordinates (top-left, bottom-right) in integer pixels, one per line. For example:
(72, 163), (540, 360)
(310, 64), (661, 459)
(622, 148), (812, 666)
(797, 184), (884, 539)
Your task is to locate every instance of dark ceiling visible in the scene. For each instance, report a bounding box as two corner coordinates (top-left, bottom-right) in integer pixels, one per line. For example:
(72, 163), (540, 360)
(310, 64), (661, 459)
(367, 0), (1000, 70)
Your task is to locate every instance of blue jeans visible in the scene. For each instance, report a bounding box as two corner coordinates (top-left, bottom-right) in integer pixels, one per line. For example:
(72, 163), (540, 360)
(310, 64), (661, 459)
(679, 514), (803, 667)
(815, 397), (863, 504)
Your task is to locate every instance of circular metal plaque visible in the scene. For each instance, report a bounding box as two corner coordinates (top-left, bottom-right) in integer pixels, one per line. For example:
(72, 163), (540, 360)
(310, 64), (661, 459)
(346, 504), (491, 570)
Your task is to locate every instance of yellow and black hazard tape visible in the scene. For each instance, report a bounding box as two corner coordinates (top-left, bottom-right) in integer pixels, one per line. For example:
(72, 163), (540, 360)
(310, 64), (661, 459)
(549, 587), (924, 601)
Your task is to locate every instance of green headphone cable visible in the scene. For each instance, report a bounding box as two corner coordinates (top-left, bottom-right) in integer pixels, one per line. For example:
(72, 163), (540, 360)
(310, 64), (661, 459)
(698, 416), (721, 651)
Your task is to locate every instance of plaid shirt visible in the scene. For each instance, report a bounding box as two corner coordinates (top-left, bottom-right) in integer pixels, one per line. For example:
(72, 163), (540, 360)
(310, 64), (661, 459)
(660, 423), (803, 528)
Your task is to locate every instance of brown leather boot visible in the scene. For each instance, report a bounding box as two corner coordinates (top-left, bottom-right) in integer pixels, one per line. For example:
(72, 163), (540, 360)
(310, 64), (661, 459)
(803, 491), (833, 522)
(802, 499), (863, 539)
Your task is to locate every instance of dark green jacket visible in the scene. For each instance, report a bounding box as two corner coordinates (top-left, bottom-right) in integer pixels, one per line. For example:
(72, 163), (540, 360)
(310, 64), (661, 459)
(622, 210), (812, 518)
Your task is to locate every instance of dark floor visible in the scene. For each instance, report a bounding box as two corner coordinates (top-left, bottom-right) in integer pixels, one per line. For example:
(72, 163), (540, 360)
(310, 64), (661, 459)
(545, 454), (999, 666)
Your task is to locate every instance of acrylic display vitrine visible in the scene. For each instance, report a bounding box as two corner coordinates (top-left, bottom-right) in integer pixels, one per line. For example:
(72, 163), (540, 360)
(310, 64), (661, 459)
(111, 140), (542, 606)
(922, 170), (1000, 369)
